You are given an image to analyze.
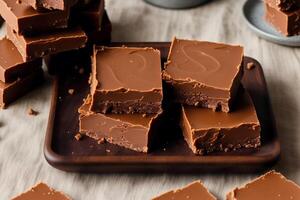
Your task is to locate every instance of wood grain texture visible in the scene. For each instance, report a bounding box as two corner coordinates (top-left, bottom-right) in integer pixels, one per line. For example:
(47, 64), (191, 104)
(1, 0), (300, 199)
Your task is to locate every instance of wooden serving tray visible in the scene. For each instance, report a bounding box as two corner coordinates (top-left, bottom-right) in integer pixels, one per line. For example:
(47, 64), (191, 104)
(44, 42), (280, 173)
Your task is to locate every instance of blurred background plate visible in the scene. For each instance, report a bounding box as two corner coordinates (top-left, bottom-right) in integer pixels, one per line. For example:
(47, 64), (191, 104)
(243, 0), (300, 47)
(144, 0), (211, 9)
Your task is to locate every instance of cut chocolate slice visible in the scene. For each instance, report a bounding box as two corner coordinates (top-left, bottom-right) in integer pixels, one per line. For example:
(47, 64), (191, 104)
(90, 46), (163, 114)
(0, 68), (43, 108)
(0, 0), (69, 34)
(11, 182), (71, 200)
(163, 38), (243, 113)
(71, 0), (105, 31)
(226, 171), (300, 200)
(152, 181), (216, 200)
(6, 25), (87, 61)
(18, 0), (78, 11)
(265, 3), (300, 36)
(0, 38), (42, 82)
(79, 96), (164, 153)
(180, 92), (261, 155)
(265, 0), (300, 11)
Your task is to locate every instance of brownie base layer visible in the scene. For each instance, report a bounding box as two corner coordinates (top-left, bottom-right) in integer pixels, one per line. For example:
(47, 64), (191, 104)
(0, 68), (44, 108)
(163, 68), (242, 113)
(90, 98), (163, 114)
(265, 3), (300, 36)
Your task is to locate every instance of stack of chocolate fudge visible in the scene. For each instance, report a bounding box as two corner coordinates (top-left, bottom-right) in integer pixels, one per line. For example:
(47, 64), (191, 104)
(264, 0), (300, 36)
(0, 0), (111, 108)
(79, 37), (262, 155)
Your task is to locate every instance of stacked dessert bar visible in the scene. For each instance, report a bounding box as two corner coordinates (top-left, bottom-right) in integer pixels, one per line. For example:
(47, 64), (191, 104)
(163, 38), (261, 155)
(0, 0), (111, 108)
(264, 0), (300, 36)
(79, 46), (164, 153)
(79, 37), (262, 155)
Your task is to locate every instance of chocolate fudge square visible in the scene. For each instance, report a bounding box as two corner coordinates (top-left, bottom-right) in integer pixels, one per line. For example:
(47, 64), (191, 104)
(0, 0), (69, 34)
(6, 25), (87, 61)
(0, 38), (42, 82)
(227, 171), (300, 200)
(180, 92), (261, 155)
(152, 181), (216, 200)
(163, 38), (243, 113)
(265, 3), (300, 36)
(0, 68), (43, 108)
(90, 46), (163, 114)
(11, 182), (71, 200)
(265, 0), (300, 11)
(79, 96), (164, 153)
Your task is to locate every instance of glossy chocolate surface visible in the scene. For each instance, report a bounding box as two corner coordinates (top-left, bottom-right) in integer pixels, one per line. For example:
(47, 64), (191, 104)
(12, 183), (70, 200)
(153, 181), (216, 200)
(0, 0), (69, 34)
(181, 92), (261, 155)
(265, 3), (300, 36)
(227, 171), (300, 200)
(6, 25), (87, 61)
(0, 38), (42, 82)
(90, 46), (163, 114)
(163, 38), (243, 112)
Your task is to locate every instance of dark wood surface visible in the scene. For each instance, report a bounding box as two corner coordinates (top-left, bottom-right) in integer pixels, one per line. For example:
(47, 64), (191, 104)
(44, 42), (280, 173)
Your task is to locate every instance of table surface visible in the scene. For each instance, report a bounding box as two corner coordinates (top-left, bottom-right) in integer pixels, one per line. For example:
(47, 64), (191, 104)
(1, 0), (300, 199)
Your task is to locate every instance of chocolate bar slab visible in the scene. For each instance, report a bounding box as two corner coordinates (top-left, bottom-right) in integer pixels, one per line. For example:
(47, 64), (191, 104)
(227, 171), (300, 200)
(163, 38), (243, 113)
(265, 0), (300, 11)
(6, 25), (87, 61)
(180, 92), (261, 155)
(0, 0), (69, 34)
(152, 181), (216, 200)
(18, 0), (78, 10)
(71, 0), (104, 31)
(79, 96), (164, 153)
(11, 182), (71, 200)
(0, 38), (42, 82)
(265, 3), (300, 36)
(0, 68), (43, 108)
(90, 46), (163, 114)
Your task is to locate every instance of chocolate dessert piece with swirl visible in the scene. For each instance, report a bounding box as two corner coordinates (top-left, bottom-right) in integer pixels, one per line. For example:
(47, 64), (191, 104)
(180, 91), (261, 155)
(90, 46), (163, 114)
(163, 38), (243, 113)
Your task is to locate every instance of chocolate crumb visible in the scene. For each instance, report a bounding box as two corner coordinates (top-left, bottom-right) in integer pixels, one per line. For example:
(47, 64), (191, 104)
(68, 89), (75, 95)
(74, 133), (82, 141)
(247, 62), (255, 70)
(98, 138), (106, 144)
(79, 68), (84, 74)
(27, 108), (38, 116)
